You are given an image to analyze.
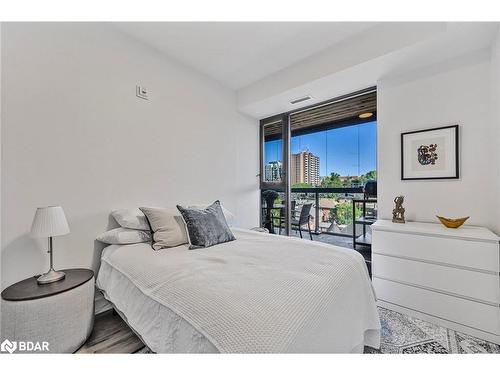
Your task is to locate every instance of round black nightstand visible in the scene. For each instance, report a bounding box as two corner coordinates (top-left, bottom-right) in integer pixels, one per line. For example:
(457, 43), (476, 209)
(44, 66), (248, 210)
(2, 268), (94, 301)
(1, 268), (95, 353)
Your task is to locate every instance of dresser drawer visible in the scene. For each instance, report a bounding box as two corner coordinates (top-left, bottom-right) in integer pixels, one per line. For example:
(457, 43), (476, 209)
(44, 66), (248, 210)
(373, 277), (500, 335)
(372, 230), (499, 273)
(372, 253), (500, 304)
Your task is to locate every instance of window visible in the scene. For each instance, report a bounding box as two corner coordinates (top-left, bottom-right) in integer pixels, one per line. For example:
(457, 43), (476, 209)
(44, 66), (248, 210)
(288, 90), (377, 188)
(290, 121), (377, 188)
(260, 88), (377, 238)
(262, 120), (284, 183)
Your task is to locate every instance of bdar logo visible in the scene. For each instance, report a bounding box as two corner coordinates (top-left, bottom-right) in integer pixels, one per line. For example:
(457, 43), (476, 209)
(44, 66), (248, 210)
(1, 339), (17, 354)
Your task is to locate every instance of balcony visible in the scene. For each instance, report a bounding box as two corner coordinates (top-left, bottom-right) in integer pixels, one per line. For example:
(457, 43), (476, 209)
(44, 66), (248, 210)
(260, 187), (376, 248)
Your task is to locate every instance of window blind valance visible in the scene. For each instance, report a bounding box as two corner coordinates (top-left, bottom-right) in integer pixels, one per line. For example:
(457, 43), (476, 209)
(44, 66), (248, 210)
(290, 91), (376, 134)
(262, 89), (376, 141)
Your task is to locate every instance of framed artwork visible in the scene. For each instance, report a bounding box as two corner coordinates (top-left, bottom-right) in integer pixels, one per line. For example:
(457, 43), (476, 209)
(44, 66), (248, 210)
(401, 125), (459, 180)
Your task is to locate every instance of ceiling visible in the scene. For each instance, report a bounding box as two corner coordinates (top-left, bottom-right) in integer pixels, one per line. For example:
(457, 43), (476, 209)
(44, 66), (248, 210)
(113, 22), (499, 118)
(236, 22), (499, 117)
(113, 22), (377, 90)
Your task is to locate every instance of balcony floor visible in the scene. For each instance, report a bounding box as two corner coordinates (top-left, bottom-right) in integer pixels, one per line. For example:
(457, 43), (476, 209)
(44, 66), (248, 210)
(289, 230), (353, 247)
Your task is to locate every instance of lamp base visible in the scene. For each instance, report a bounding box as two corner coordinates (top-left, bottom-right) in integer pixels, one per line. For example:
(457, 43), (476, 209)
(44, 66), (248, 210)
(37, 269), (66, 285)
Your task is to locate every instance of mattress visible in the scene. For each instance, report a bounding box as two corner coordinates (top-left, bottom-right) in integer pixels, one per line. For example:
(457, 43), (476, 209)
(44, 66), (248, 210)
(97, 228), (380, 353)
(98, 245), (218, 353)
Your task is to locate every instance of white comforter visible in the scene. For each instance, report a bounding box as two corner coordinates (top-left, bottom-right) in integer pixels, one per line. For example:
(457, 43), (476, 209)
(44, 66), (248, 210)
(97, 228), (380, 353)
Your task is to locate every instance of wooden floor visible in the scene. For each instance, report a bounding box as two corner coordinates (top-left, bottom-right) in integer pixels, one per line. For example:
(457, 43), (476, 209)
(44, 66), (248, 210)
(77, 310), (145, 353)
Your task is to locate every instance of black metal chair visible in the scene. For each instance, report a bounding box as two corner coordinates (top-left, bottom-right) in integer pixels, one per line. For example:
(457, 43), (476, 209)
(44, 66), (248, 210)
(291, 203), (313, 240)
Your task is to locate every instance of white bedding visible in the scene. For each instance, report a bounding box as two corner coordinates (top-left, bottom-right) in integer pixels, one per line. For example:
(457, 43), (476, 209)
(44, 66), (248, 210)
(97, 228), (380, 353)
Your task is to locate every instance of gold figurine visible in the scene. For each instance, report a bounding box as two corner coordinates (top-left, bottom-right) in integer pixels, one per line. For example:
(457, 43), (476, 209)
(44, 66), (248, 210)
(392, 196), (405, 223)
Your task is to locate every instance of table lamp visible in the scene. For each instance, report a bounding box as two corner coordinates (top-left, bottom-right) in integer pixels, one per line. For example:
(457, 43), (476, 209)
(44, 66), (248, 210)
(30, 206), (70, 284)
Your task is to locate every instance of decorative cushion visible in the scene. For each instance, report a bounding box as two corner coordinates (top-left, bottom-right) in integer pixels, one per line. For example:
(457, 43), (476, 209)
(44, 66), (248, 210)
(188, 204), (237, 227)
(139, 207), (189, 250)
(96, 227), (151, 245)
(111, 208), (150, 230)
(176, 200), (235, 249)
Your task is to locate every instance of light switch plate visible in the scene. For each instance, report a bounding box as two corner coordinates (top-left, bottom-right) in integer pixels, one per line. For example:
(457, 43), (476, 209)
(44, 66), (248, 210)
(136, 85), (149, 100)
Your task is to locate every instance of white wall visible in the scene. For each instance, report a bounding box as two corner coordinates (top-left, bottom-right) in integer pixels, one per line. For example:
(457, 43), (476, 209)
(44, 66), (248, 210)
(377, 56), (500, 234)
(492, 26), (500, 225)
(1, 23), (259, 288)
(0, 23), (3, 287)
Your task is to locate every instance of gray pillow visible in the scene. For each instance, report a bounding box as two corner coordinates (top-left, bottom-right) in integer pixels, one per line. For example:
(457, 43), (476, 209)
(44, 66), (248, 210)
(176, 200), (235, 249)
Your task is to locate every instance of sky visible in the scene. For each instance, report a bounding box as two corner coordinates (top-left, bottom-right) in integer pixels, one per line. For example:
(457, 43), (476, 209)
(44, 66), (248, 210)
(264, 121), (376, 177)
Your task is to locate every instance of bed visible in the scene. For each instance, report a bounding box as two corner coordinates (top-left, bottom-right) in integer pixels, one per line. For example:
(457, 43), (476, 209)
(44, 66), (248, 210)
(96, 228), (381, 353)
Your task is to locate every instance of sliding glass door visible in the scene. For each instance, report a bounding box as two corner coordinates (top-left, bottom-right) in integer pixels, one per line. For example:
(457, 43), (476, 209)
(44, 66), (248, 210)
(260, 114), (291, 236)
(260, 88), (377, 241)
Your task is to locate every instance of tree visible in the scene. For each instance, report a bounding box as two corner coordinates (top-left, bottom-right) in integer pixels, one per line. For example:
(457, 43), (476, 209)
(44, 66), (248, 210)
(321, 172), (342, 188)
(291, 182), (312, 188)
(331, 201), (361, 225)
(364, 170), (377, 181)
(357, 170), (376, 185)
(319, 172), (342, 199)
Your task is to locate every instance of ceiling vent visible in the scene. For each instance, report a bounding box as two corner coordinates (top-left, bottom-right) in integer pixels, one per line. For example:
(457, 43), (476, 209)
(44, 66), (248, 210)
(290, 95), (312, 105)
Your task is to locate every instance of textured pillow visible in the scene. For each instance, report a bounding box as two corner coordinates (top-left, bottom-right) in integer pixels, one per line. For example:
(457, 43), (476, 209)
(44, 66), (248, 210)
(111, 208), (150, 230)
(177, 200), (235, 249)
(139, 207), (189, 250)
(189, 204), (237, 227)
(96, 227), (151, 245)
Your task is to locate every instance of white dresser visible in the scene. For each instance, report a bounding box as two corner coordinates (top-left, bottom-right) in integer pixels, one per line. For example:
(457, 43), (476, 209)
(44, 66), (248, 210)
(371, 220), (500, 344)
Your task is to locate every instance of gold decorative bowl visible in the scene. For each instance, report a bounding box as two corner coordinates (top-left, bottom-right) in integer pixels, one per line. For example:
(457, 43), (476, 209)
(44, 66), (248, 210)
(436, 216), (469, 229)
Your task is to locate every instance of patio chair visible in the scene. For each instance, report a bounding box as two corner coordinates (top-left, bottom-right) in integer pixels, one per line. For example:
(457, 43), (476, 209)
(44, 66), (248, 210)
(291, 203), (313, 240)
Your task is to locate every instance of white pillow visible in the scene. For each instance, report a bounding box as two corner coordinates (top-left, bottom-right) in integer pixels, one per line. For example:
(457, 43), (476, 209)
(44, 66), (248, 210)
(96, 227), (151, 245)
(188, 203), (237, 227)
(111, 208), (150, 230)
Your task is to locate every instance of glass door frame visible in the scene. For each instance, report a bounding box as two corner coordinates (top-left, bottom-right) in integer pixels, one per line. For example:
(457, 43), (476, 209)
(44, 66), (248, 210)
(260, 113), (291, 236)
(259, 86), (377, 238)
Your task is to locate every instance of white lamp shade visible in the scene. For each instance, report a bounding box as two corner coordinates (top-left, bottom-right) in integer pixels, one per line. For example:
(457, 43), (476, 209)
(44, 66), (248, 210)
(30, 206), (70, 237)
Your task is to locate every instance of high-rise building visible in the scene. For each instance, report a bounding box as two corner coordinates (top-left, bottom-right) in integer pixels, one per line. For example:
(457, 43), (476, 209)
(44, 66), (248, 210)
(291, 151), (320, 186)
(264, 161), (282, 182)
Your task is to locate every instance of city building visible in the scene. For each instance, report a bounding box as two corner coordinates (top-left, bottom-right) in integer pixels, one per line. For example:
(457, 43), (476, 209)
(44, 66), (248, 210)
(264, 161), (282, 181)
(291, 151), (320, 186)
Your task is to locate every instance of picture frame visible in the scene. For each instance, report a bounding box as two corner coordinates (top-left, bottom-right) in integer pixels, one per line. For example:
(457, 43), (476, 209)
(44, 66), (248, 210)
(401, 125), (459, 180)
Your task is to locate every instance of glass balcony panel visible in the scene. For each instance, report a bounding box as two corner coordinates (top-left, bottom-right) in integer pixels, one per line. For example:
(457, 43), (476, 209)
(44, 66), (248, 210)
(260, 190), (286, 235)
(290, 192), (317, 231)
(263, 121), (283, 183)
(318, 192), (365, 236)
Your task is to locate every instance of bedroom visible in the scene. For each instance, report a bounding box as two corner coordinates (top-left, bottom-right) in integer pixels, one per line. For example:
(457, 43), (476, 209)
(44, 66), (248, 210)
(1, 1), (500, 373)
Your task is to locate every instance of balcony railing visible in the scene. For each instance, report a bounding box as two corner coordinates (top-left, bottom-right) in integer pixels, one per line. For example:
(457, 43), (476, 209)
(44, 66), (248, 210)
(261, 187), (375, 238)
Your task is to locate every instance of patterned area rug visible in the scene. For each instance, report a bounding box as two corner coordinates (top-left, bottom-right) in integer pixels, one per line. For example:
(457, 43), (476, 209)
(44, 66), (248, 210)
(365, 307), (500, 354)
(134, 307), (500, 354)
